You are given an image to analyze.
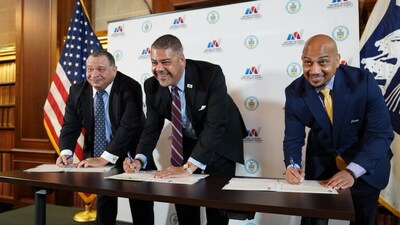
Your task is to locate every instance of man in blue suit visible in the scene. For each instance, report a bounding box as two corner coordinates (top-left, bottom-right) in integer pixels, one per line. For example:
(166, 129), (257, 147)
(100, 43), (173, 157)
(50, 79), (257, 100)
(283, 34), (393, 225)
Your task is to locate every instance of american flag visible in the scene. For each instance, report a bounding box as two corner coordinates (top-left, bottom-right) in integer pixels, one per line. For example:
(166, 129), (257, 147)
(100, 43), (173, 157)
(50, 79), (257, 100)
(43, 0), (102, 161)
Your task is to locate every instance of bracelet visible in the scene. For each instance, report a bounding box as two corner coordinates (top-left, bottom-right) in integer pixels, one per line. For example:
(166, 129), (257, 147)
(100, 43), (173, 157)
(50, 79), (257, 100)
(345, 168), (357, 183)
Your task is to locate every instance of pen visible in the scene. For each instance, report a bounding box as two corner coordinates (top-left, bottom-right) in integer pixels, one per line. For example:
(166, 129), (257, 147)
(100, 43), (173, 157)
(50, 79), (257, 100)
(127, 151), (134, 163)
(127, 151), (140, 172)
(289, 156), (304, 183)
(289, 156), (296, 170)
(61, 154), (73, 165)
(66, 154), (73, 160)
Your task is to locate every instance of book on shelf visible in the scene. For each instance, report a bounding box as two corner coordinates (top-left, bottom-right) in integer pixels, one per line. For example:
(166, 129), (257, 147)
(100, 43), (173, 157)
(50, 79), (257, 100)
(7, 107), (14, 127)
(0, 108), (2, 127)
(0, 86), (3, 105)
(9, 85), (15, 104)
(2, 108), (8, 127)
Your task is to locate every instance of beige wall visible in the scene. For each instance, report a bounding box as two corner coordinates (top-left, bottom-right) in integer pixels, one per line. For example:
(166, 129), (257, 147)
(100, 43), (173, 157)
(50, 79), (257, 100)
(92, 0), (152, 32)
(0, 0), (152, 48)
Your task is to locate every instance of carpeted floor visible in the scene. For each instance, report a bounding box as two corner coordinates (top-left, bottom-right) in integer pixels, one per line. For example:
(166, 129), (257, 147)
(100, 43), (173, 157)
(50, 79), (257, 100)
(0, 204), (130, 225)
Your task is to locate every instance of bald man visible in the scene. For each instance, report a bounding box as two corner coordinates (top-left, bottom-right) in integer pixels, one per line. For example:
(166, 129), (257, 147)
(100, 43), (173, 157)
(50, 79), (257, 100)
(283, 34), (393, 225)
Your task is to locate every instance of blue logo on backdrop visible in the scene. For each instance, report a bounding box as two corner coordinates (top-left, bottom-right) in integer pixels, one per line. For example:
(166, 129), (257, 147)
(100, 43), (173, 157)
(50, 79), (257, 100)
(169, 213), (179, 225)
(327, 0), (354, 10)
(207, 11), (220, 24)
(286, 63), (302, 78)
(244, 96), (259, 111)
(113, 50), (123, 62)
(332, 25), (349, 41)
(286, 0), (301, 14)
(244, 35), (259, 49)
(245, 159), (259, 174)
(142, 21), (152, 33)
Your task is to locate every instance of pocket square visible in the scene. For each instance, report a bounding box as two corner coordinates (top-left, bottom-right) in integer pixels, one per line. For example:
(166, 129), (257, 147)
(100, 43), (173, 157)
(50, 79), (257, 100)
(350, 119), (359, 124)
(198, 105), (206, 111)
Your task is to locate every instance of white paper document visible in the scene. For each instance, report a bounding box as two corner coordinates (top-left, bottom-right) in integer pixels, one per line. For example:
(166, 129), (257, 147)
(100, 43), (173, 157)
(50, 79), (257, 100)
(24, 164), (115, 173)
(222, 178), (337, 194)
(104, 171), (208, 185)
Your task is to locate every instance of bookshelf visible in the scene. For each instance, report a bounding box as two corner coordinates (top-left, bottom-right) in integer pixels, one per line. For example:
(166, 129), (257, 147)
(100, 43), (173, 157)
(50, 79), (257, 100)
(0, 46), (15, 204)
(0, 47), (16, 131)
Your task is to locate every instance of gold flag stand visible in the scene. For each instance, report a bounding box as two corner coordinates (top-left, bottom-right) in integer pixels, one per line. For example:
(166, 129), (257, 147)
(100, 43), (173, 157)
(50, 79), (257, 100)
(73, 192), (97, 222)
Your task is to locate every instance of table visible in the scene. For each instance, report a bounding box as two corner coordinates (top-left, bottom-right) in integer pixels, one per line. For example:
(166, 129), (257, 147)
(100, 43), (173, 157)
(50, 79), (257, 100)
(0, 168), (355, 225)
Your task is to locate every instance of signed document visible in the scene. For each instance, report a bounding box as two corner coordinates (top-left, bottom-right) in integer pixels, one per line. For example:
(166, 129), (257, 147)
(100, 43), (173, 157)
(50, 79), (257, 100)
(222, 177), (337, 194)
(24, 164), (115, 173)
(105, 171), (208, 185)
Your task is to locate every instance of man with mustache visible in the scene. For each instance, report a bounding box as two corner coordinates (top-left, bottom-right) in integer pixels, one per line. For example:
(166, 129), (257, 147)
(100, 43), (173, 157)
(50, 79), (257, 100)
(283, 34), (393, 225)
(56, 50), (155, 225)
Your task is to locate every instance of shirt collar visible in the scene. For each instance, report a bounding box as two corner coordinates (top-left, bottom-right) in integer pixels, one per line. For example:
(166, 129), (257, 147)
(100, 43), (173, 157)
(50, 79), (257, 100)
(316, 74), (335, 92)
(92, 81), (113, 98)
(170, 69), (186, 92)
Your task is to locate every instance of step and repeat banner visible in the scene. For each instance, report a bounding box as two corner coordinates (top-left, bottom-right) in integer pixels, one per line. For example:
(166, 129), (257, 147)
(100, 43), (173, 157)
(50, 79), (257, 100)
(108, 0), (359, 224)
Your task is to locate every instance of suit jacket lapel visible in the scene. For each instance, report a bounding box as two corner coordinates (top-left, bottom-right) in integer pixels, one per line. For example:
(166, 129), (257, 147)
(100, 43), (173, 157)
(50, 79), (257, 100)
(183, 63), (198, 123)
(81, 85), (94, 135)
(332, 68), (350, 143)
(109, 73), (121, 131)
(161, 86), (172, 119)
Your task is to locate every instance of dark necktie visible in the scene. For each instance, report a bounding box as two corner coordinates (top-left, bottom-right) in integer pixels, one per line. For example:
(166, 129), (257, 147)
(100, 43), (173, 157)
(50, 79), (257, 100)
(94, 90), (107, 157)
(171, 86), (184, 166)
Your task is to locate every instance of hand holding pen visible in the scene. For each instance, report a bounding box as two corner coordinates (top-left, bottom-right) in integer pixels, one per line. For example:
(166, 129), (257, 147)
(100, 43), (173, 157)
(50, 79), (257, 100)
(123, 152), (141, 173)
(284, 156), (305, 184)
(57, 154), (73, 168)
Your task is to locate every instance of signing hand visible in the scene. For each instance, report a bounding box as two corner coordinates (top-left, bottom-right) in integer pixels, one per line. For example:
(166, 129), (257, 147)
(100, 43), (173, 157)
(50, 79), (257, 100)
(123, 157), (141, 173)
(284, 167), (305, 184)
(56, 155), (74, 168)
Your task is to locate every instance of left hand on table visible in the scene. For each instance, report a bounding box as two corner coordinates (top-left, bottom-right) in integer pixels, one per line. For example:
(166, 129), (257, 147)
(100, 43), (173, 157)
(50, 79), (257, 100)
(322, 170), (355, 190)
(76, 157), (108, 168)
(154, 166), (189, 178)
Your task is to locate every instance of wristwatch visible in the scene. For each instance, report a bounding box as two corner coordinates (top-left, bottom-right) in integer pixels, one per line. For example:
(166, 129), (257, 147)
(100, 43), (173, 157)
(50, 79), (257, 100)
(182, 163), (193, 175)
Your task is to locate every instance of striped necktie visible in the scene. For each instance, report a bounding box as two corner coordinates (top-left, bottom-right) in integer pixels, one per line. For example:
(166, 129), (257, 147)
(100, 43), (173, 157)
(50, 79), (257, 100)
(171, 86), (184, 166)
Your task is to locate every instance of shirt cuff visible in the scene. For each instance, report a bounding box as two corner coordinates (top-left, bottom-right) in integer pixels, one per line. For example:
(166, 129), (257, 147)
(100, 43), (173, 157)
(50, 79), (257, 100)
(60, 149), (73, 156)
(347, 162), (366, 178)
(135, 153), (147, 168)
(101, 151), (119, 164)
(188, 157), (206, 170)
(286, 163), (301, 170)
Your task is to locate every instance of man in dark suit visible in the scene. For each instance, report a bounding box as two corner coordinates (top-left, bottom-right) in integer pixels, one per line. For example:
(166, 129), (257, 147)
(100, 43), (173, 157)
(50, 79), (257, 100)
(123, 34), (247, 225)
(283, 34), (394, 225)
(56, 50), (155, 225)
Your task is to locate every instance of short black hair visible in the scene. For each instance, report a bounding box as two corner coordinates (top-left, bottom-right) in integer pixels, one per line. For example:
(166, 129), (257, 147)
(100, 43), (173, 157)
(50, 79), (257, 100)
(88, 50), (116, 67)
(151, 34), (183, 53)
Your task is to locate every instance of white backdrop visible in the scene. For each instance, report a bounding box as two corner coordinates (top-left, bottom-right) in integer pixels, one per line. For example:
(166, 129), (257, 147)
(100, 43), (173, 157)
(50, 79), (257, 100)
(108, 1), (360, 224)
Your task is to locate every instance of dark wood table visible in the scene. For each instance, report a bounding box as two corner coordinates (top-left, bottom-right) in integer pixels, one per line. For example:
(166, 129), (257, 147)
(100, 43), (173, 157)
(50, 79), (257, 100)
(0, 168), (355, 225)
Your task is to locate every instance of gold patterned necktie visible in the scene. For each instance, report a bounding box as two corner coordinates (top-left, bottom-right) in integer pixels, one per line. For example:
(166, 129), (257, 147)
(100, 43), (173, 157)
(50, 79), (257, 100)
(320, 87), (333, 124)
(320, 87), (346, 170)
